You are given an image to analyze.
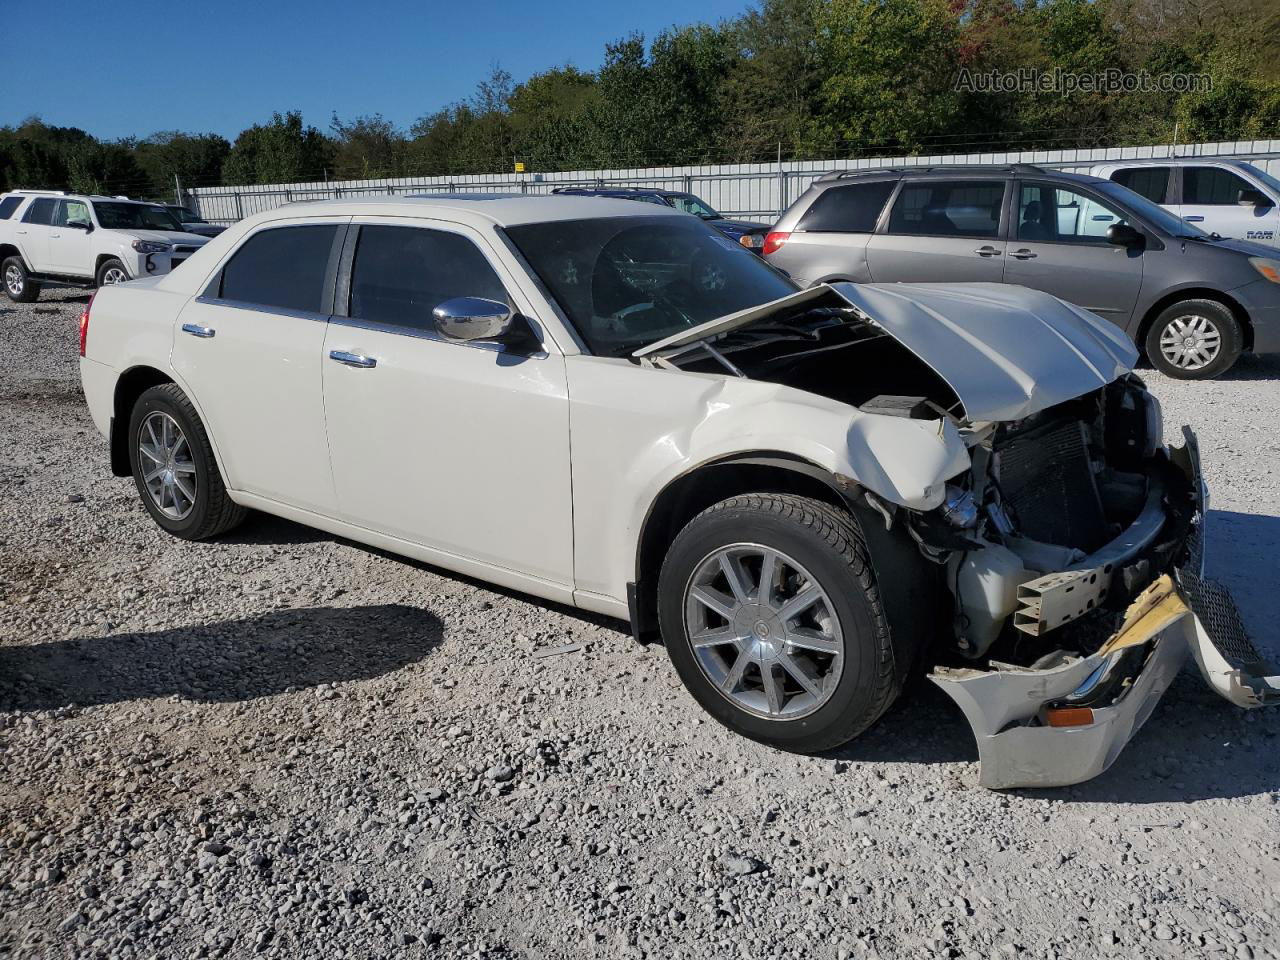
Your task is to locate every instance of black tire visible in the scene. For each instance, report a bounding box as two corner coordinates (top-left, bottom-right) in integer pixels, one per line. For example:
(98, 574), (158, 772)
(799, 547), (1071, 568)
(127, 383), (246, 540)
(1144, 299), (1242, 380)
(657, 494), (902, 753)
(2, 256), (39, 302)
(96, 258), (131, 288)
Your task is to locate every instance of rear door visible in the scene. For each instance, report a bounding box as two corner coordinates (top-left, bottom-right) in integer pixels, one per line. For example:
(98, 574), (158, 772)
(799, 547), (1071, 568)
(171, 219), (346, 513)
(47, 199), (94, 276)
(1004, 181), (1143, 326)
(14, 197), (57, 272)
(865, 179), (1009, 282)
(1178, 165), (1279, 246)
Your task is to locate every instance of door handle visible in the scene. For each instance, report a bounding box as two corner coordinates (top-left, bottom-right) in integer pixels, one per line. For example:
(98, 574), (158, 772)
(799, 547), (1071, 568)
(1183, 215), (1205, 222)
(181, 323), (215, 338)
(329, 350), (377, 369)
(973, 245), (1001, 257)
(1010, 249), (1038, 260)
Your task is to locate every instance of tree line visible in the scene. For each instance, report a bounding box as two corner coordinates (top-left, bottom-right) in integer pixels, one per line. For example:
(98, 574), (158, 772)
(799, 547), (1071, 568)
(2, 0), (1276, 199)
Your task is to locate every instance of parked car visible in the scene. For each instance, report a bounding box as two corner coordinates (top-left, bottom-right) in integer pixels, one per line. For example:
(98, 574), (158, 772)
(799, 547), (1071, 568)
(78, 195), (1269, 788)
(1088, 157), (1280, 248)
(163, 204), (227, 238)
(763, 164), (1280, 379)
(0, 190), (211, 301)
(550, 186), (770, 250)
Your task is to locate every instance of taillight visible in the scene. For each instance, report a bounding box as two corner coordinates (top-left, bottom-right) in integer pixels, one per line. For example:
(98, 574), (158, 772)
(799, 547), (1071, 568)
(79, 293), (95, 357)
(762, 231), (790, 256)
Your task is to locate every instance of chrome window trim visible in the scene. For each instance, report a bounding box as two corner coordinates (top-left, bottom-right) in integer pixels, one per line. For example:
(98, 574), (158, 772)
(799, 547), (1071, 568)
(192, 295), (332, 324)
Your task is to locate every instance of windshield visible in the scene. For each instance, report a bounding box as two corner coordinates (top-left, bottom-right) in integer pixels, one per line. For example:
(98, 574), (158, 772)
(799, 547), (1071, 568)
(169, 207), (204, 223)
(1239, 162), (1280, 198)
(664, 193), (721, 219)
(93, 202), (184, 232)
(1096, 181), (1208, 238)
(506, 216), (798, 357)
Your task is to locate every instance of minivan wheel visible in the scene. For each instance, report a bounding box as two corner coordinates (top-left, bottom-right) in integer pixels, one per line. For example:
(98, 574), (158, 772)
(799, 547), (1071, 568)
(657, 494), (900, 753)
(2, 256), (39, 302)
(1145, 299), (1242, 380)
(128, 384), (246, 540)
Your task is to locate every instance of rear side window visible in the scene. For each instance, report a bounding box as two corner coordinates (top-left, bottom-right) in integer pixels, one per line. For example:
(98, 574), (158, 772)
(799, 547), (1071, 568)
(1110, 167), (1170, 204)
(1183, 166), (1253, 205)
(219, 225), (341, 314)
(21, 197), (56, 225)
(0, 196), (22, 219)
(348, 225), (508, 332)
(886, 180), (1004, 238)
(797, 181), (895, 233)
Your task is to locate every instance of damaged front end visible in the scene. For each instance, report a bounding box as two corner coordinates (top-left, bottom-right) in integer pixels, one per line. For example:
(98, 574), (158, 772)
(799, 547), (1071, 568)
(921, 388), (1278, 788)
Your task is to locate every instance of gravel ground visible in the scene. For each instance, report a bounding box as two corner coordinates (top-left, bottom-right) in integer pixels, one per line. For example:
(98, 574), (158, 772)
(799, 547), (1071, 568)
(1, 288), (1278, 960)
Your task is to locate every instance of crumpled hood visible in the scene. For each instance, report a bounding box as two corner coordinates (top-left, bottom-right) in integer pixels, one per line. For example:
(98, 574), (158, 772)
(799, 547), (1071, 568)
(830, 282), (1139, 422)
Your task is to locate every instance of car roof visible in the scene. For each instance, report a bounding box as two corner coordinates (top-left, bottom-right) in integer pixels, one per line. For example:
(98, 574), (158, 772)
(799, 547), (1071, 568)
(0, 190), (155, 204)
(813, 164), (1109, 187)
(251, 194), (682, 227)
(1094, 157), (1253, 168)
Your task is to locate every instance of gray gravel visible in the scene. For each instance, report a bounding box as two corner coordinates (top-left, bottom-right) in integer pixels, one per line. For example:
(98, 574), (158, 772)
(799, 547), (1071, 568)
(2, 288), (1279, 959)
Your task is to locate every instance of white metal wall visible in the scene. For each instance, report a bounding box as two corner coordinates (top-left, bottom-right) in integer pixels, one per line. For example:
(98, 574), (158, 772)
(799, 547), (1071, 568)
(188, 139), (1280, 226)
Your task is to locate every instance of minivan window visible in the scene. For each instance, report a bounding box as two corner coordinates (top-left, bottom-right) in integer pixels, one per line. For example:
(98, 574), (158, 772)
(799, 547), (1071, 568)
(1183, 167), (1253, 205)
(348, 225), (508, 331)
(0, 196), (22, 220)
(886, 181), (1004, 238)
(219, 224), (341, 314)
(1018, 183), (1129, 243)
(797, 181), (895, 233)
(1110, 167), (1170, 204)
(22, 197), (56, 225)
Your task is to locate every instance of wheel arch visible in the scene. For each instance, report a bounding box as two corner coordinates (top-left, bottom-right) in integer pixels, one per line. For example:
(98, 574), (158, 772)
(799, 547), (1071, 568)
(1137, 288), (1252, 355)
(96, 253), (129, 281)
(110, 366), (176, 475)
(0, 243), (23, 265)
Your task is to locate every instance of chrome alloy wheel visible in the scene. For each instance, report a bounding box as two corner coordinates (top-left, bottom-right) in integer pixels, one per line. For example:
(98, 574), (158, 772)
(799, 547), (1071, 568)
(1159, 314), (1222, 371)
(101, 266), (129, 285)
(138, 412), (197, 520)
(4, 264), (23, 296)
(683, 544), (843, 720)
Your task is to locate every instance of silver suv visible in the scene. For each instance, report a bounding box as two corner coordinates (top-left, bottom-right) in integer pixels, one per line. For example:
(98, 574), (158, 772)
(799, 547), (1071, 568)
(764, 164), (1280, 379)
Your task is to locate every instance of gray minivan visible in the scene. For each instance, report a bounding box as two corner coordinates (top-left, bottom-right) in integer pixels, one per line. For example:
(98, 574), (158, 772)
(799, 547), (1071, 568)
(764, 164), (1280, 379)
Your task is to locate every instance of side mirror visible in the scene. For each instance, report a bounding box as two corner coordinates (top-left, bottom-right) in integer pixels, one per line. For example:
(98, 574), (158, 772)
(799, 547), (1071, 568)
(433, 297), (524, 343)
(67, 219), (93, 232)
(1238, 188), (1272, 207)
(1106, 223), (1144, 249)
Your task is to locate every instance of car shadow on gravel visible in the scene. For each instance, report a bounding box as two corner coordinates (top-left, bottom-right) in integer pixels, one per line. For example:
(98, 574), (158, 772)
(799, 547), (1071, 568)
(0, 604), (443, 711)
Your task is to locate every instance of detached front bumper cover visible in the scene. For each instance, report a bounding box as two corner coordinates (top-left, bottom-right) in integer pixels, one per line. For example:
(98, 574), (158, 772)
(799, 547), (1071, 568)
(931, 430), (1279, 790)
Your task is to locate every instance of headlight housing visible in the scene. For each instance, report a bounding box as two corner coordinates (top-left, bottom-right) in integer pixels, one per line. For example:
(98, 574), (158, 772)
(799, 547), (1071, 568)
(131, 239), (170, 254)
(1248, 257), (1280, 284)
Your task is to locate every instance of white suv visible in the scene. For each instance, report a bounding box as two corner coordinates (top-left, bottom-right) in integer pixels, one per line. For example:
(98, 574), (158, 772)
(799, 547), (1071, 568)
(77, 195), (1272, 788)
(0, 190), (211, 302)
(1089, 158), (1280, 247)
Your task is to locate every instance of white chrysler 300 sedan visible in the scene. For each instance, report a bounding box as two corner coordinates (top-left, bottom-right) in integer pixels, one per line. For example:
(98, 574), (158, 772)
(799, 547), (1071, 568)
(77, 195), (1275, 788)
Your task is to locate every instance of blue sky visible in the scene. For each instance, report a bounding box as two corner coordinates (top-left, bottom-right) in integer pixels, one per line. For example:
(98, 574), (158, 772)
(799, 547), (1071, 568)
(10, 0), (753, 141)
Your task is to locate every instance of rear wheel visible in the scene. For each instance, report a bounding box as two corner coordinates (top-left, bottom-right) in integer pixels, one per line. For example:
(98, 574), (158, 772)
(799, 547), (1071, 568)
(96, 258), (130, 288)
(128, 384), (245, 540)
(1145, 299), (1242, 380)
(657, 494), (901, 753)
(3, 257), (39, 302)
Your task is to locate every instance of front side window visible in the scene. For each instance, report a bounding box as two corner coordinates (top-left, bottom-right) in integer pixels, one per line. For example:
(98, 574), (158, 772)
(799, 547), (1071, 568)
(664, 193), (720, 219)
(1018, 183), (1129, 243)
(506, 215), (798, 358)
(1183, 167), (1253, 205)
(886, 180), (1004, 238)
(53, 199), (90, 227)
(797, 181), (895, 233)
(22, 197), (56, 225)
(1110, 167), (1170, 204)
(219, 224), (341, 314)
(0, 196), (22, 220)
(348, 225), (508, 331)
(91, 202), (183, 231)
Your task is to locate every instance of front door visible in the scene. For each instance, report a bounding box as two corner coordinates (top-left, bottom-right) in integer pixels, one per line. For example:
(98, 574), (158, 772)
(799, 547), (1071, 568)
(1178, 165), (1280, 247)
(321, 221), (573, 587)
(866, 178), (1009, 283)
(171, 220), (346, 513)
(1003, 181), (1144, 327)
(47, 199), (94, 276)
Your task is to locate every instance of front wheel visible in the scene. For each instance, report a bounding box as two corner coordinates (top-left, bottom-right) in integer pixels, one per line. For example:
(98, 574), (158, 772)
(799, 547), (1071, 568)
(96, 258), (130, 288)
(657, 494), (901, 753)
(1145, 299), (1242, 380)
(128, 384), (245, 540)
(3, 256), (39, 302)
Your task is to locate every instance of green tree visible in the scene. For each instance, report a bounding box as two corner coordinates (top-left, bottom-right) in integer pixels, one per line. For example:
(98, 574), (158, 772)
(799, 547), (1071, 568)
(134, 131), (231, 197)
(222, 111), (332, 185)
(330, 113), (405, 180)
